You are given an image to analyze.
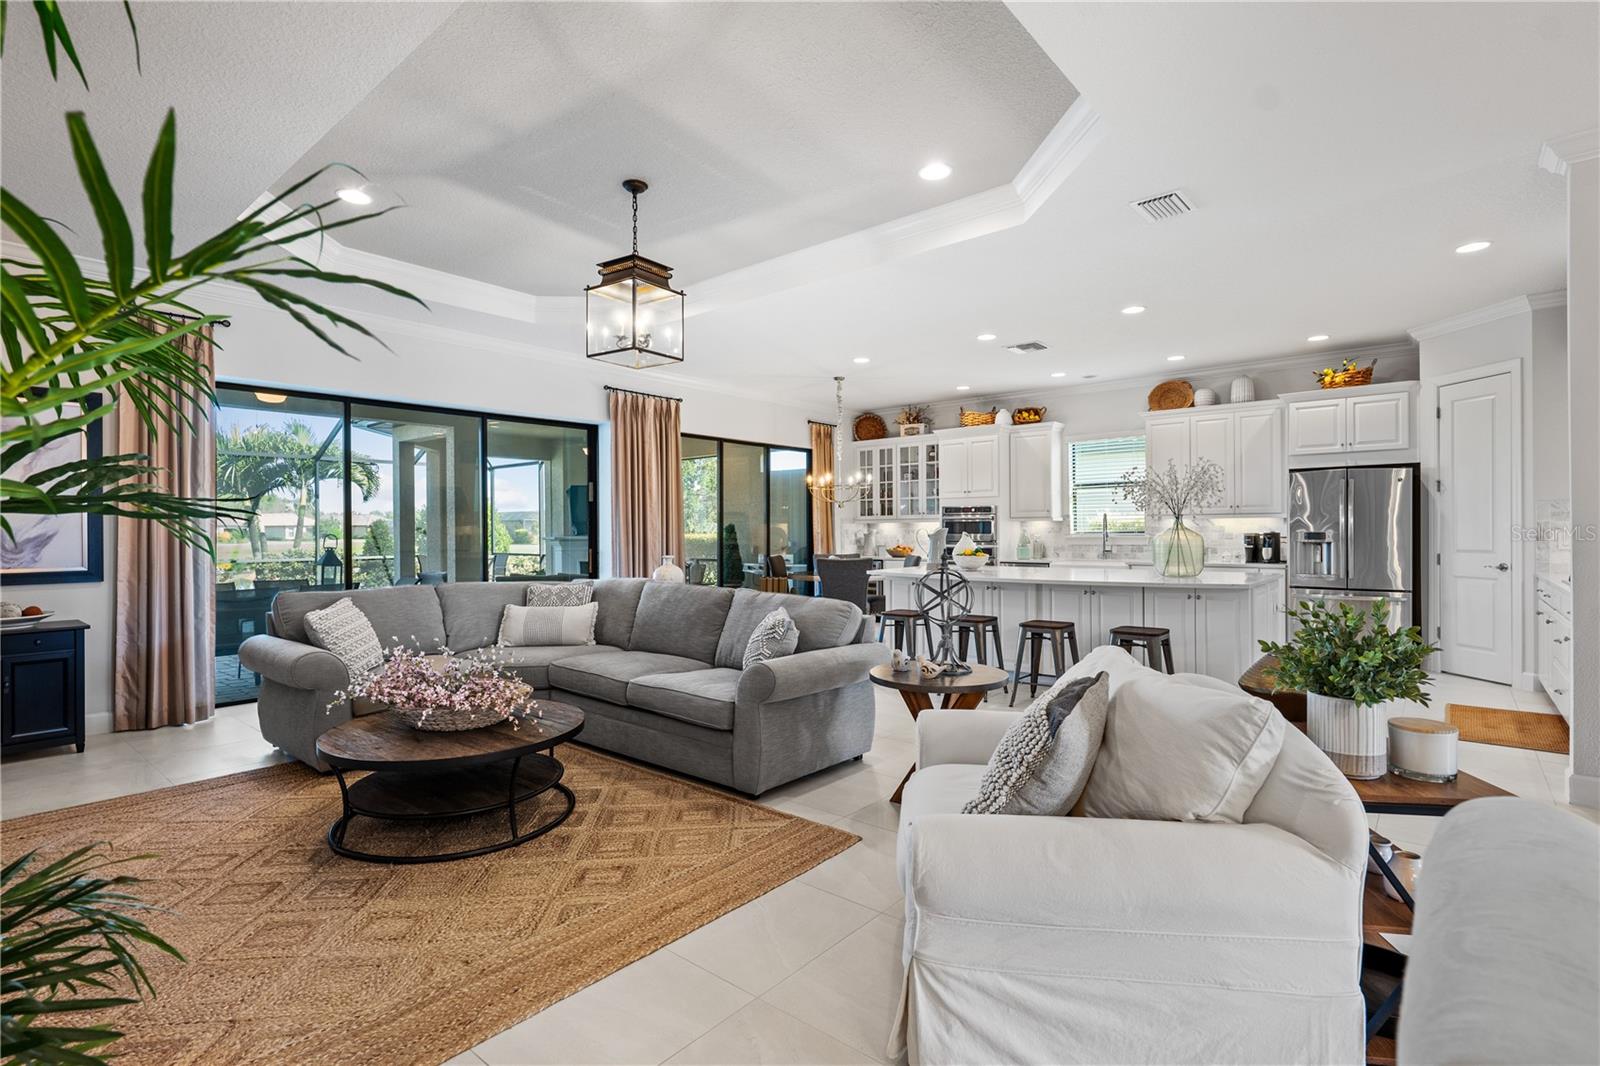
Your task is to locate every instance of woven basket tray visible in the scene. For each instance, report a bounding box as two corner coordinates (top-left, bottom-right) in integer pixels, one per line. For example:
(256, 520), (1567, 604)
(959, 407), (998, 427)
(392, 704), (514, 732)
(853, 412), (888, 440)
(1147, 380), (1194, 411)
(1320, 365), (1375, 388)
(1012, 406), (1047, 424)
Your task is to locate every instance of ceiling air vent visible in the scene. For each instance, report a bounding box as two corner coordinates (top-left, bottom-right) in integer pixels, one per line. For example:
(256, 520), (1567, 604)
(1006, 341), (1048, 353)
(1130, 190), (1193, 222)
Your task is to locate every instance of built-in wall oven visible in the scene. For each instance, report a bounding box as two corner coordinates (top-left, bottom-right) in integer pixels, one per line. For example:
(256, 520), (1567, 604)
(941, 505), (997, 559)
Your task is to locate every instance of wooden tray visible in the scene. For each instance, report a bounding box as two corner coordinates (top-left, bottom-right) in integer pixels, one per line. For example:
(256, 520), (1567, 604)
(1148, 380), (1194, 411)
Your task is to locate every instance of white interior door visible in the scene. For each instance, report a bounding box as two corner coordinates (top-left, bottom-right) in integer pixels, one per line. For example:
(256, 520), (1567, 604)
(1438, 373), (1514, 682)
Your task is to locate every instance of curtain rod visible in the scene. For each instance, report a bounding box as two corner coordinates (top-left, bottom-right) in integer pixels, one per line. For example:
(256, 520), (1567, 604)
(807, 420), (838, 427)
(604, 384), (681, 403)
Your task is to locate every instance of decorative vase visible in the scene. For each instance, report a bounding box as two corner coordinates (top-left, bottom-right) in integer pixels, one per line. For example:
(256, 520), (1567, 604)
(1192, 387), (1218, 406)
(1151, 517), (1205, 577)
(1306, 692), (1389, 779)
(1230, 375), (1256, 403)
(651, 555), (685, 583)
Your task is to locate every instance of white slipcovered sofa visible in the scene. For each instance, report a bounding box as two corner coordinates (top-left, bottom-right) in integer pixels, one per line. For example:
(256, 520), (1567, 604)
(892, 646), (1369, 1065)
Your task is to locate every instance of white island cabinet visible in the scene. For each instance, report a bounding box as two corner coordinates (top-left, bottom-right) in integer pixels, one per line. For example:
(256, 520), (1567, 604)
(876, 565), (1280, 683)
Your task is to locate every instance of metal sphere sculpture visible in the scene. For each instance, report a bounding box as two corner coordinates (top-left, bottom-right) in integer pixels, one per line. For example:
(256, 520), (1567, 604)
(914, 561), (974, 677)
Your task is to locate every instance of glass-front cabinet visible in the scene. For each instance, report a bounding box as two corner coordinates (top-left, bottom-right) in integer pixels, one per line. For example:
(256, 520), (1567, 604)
(855, 440), (940, 520)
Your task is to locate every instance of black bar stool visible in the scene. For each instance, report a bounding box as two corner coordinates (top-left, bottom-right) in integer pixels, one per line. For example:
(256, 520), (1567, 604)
(1110, 625), (1176, 674)
(954, 614), (1007, 692)
(1009, 620), (1080, 706)
(878, 609), (933, 657)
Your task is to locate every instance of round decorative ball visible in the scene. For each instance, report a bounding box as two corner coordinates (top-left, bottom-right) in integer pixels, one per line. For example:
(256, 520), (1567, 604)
(1193, 387), (1218, 406)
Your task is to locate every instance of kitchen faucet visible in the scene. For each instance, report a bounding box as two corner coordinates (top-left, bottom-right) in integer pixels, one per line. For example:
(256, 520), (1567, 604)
(1099, 513), (1113, 559)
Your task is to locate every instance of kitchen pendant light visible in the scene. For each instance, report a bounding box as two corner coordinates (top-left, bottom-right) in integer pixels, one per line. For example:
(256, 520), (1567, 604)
(585, 178), (685, 369)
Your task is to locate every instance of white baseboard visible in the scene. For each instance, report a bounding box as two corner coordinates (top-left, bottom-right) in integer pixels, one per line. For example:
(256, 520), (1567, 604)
(1567, 771), (1600, 810)
(85, 710), (113, 735)
(1515, 671), (1541, 693)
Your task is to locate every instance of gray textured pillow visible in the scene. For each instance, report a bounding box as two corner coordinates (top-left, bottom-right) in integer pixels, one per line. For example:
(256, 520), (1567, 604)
(963, 672), (1110, 816)
(526, 581), (594, 607)
(499, 603), (598, 647)
(742, 608), (799, 669)
(302, 597), (384, 680)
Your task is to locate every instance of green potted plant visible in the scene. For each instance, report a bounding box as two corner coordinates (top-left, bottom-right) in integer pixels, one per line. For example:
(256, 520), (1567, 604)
(1259, 599), (1438, 779)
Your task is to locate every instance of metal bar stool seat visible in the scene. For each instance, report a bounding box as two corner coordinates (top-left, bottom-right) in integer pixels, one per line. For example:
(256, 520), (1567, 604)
(878, 608), (934, 658)
(1009, 619), (1081, 706)
(1109, 624), (1176, 674)
(953, 614), (1007, 692)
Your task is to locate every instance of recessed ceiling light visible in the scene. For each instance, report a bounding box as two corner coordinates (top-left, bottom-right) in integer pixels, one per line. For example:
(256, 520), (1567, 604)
(336, 186), (373, 206)
(1050, 372), (1067, 378)
(852, 357), (870, 364)
(1307, 334), (1330, 343)
(1166, 354), (1186, 362)
(955, 384), (971, 391)
(1455, 240), (1492, 255)
(254, 391), (287, 404)
(976, 333), (997, 342)
(1121, 305), (1147, 315)
(919, 161), (952, 182)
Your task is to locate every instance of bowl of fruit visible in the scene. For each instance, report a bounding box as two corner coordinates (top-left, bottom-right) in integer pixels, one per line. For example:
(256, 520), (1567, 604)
(886, 544), (917, 558)
(952, 550), (989, 570)
(0, 602), (55, 629)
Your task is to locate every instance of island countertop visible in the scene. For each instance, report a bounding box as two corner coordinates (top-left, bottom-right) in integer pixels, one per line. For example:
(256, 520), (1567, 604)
(876, 564), (1281, 590)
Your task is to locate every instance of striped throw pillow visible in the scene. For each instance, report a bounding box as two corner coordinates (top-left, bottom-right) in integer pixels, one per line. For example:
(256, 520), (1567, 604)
(498, 603), (598, 647)
(742, 608), (799, 670)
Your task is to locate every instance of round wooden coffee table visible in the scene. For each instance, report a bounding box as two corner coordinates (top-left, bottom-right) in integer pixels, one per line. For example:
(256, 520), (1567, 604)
(869, 663), (1010, 803)
(314, 700), (584, 864)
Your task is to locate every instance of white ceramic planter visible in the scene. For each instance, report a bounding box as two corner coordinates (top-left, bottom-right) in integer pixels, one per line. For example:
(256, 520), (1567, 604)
(1306, 692), (1391, 779)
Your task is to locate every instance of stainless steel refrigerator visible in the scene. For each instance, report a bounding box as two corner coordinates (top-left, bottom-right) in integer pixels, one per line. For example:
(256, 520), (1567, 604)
(1287, 465), (1420, 634)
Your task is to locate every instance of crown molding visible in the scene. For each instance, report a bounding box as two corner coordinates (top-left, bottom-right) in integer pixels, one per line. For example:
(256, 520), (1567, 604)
(1528, 289), (1567, 311)
(1538, 128), (1600, 177)
(1408, 295), (1542, 340)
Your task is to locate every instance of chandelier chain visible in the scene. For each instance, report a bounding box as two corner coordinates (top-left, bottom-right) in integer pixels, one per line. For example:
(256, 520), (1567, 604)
(632, 191), (639, 256)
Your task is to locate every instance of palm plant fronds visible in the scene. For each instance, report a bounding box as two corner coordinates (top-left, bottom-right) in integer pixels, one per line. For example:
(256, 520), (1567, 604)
(2, 108), (425, 553)
(1, 845), (183, 1066)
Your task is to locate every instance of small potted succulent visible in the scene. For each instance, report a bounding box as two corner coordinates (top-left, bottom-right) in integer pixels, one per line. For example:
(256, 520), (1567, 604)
(1259, 600), (1438, 779)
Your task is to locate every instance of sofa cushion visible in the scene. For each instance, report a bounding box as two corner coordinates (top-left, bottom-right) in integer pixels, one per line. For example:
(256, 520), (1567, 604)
(273, 586), (445, 654)
(627, 668), (743, 731)
(436, 581), (538, 651)
(593, 579), (648, 649)
(630, 582), (735, 661)
(548, 650), (708, 705)
(896, 763), (987, 880)
(714, 589), (862, 669)
(1082, 670), (1287, 824)
(461, 643), (620, 690)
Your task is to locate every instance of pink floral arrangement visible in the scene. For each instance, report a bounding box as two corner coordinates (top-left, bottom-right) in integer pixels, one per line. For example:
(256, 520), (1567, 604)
(332, 644), (535, 731)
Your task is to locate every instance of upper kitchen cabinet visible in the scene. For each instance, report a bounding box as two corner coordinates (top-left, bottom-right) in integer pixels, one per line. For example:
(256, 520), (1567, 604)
(1008, 422), (1063, 520)
(1283, 381), (1419, 462)
(1143, 400), (1286, 516)
(938, 428), (1002, 501)
(854, 439), (939, 520)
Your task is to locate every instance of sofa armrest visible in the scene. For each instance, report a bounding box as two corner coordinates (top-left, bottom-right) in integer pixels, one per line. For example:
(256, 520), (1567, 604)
(915, 709), (1017, 769)
(238, 634), (348, 692)
(738, 642), (888, 705)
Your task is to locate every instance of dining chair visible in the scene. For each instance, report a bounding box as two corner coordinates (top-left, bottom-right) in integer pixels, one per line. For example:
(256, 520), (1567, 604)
(816, 557), (877, 613)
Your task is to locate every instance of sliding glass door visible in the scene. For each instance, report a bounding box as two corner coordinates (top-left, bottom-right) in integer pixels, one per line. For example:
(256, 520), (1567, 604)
(214, 385), (597, 704)
(680, 435), (811, 588)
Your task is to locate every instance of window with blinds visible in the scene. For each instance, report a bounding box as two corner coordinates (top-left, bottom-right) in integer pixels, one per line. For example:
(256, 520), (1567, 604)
(1068, 435), (1146, 534)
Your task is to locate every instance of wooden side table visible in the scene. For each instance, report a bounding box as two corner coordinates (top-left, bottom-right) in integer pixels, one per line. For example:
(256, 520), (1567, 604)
(869, 663), (1010, 802)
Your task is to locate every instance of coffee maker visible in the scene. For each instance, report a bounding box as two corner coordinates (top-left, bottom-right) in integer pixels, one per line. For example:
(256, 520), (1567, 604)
(1243, 534), (1262, 563)
(1260, 531), (1283, 564)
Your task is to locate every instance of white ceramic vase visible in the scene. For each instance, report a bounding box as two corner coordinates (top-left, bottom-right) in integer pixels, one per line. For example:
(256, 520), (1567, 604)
(1306, 692), (1390, 779)
(651, 555), (685, 583)
(1230, 376), (1256, 403)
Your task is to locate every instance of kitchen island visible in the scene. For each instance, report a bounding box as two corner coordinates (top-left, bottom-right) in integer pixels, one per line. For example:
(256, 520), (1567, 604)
(878, 564), (1286, 682)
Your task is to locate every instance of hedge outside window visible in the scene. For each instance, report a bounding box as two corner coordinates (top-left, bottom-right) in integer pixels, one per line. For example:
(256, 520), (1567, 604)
(1068, 434), (1146, 534)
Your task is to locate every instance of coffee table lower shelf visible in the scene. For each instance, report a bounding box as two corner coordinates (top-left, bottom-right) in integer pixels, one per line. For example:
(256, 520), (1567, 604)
(328, 753), (576, 864)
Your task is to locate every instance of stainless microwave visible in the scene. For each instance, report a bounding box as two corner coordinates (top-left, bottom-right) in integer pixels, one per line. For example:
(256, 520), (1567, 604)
(941, 505), (997, 549)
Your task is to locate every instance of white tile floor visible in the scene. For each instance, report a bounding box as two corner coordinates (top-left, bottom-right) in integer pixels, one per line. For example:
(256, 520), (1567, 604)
(2, 673), (1595, 1065)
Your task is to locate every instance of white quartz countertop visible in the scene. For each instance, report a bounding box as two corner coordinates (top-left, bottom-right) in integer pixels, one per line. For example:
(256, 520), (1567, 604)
(877, 564), (1280, 590)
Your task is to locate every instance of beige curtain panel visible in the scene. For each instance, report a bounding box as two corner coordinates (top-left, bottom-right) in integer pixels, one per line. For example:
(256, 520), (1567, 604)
(115, 324), (217, 730)
(608, 388), (685, 577)
(809, 420), (837, 556)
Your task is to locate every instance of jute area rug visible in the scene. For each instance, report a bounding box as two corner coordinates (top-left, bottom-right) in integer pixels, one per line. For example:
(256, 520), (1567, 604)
(1446, 704), (1570, 754)
(0, 747), (858, 1066)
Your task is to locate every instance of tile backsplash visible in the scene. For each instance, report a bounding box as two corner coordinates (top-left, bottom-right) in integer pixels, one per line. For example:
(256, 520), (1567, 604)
(1534, 497), (1572, 581)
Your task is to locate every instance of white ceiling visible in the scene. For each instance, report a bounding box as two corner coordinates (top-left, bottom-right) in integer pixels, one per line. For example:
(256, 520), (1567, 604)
(3, 1), (1595, 413)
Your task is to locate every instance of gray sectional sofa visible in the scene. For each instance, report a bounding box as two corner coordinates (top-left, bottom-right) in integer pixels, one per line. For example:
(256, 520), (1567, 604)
(237, 579), (887, 795)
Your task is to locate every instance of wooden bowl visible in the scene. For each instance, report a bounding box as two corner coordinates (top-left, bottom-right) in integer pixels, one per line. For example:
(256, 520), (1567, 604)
(1147, 380), (1194, 411)
(853, 412), (888, 441)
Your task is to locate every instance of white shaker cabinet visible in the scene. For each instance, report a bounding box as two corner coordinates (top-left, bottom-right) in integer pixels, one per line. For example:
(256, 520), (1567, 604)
(1287, 398), (1344, 453)
(971, 579), (1035, 654)
(1143, 401), (1285, 517)
(1233, 406), (1286, 514)
(1007, 423), (1063, 520)
(1345, 391), (1410, 452)
(1144, 587), (1250, 679)
(937, 431), (1001, 501)
(1043, 584), (1145, 652)
(1284, 382), (1418, 460)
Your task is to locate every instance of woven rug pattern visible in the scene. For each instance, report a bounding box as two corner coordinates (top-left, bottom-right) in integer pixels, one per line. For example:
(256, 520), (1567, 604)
(0, 747), (857, 1066)
(1446, 704), (1570, 754)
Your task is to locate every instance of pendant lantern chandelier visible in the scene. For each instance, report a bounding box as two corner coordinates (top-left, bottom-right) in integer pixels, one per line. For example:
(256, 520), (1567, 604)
(806, 376), (873, 506)
(585, 178), (685, 369)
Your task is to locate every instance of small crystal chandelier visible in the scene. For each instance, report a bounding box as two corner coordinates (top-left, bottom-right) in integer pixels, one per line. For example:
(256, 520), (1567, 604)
(585, 178), (685, 369)
(807, 376), (873, 506)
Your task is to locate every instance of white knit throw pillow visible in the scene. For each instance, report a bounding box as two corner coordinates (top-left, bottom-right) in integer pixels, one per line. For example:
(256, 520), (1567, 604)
(963, 672), (1110, 816)
(742, 608), (799, 669)
(302, 598), (383, 680)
